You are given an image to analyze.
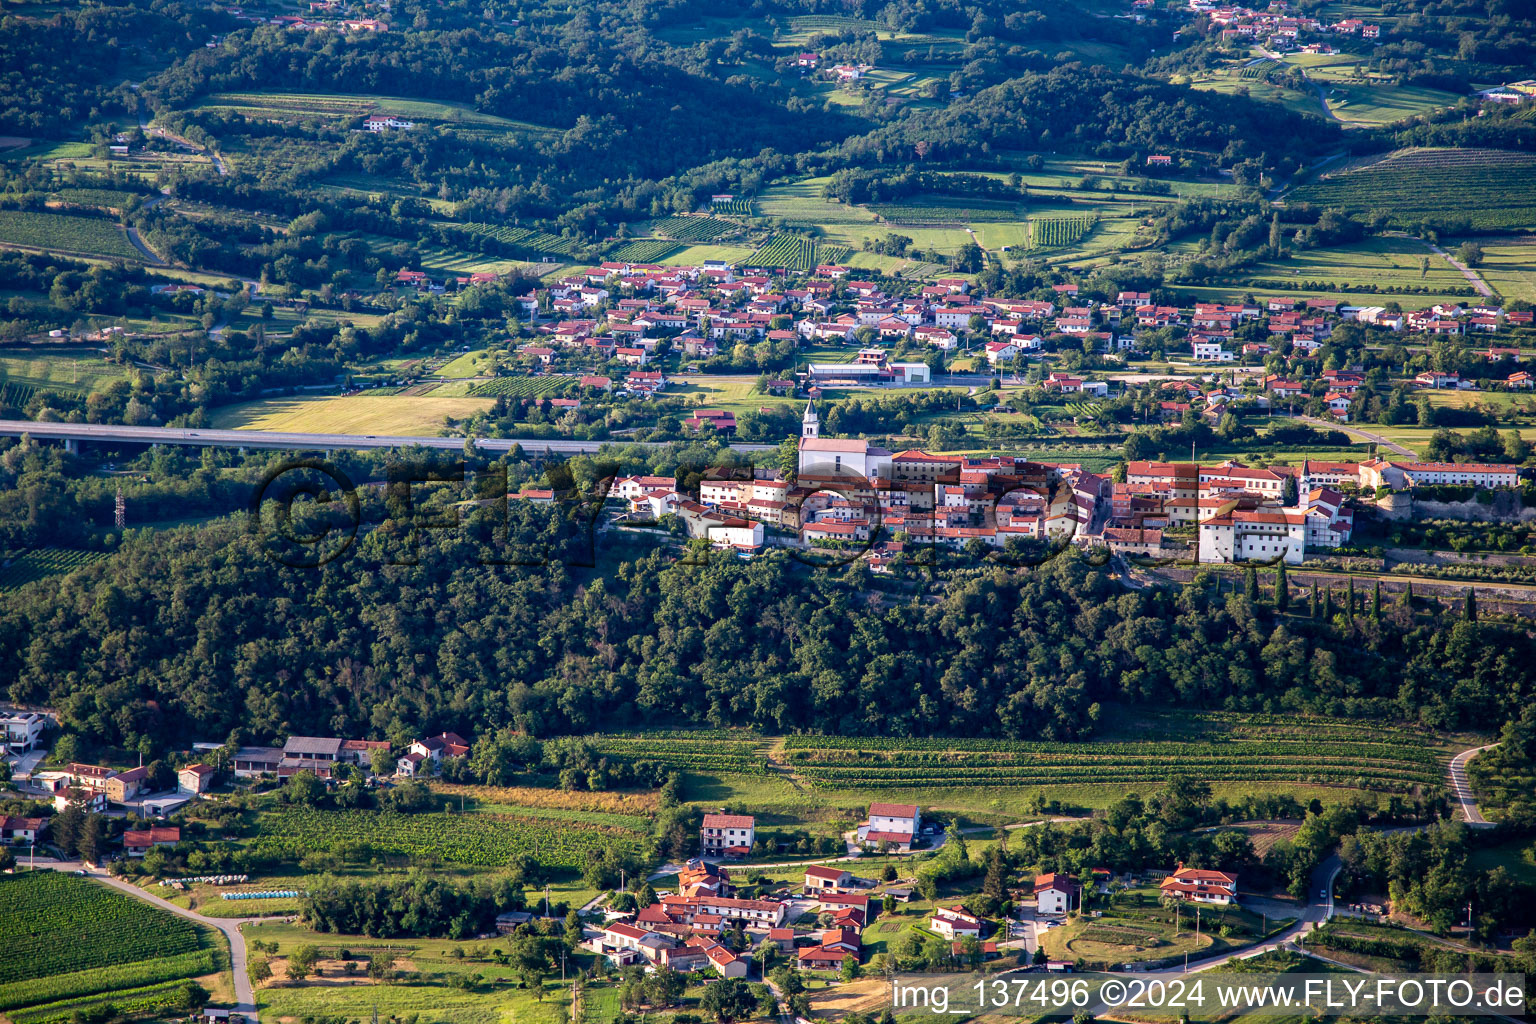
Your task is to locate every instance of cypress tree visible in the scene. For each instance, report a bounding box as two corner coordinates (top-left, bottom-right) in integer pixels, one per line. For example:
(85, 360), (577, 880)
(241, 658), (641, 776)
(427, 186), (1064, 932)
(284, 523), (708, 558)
(1465, 587), (1477, 622)
(1347, 578), (1356, 614)
(1275, 563), (1289, 611)
(1323, 587), (1334, 619)
(1372, 581), (1382, 619)
(1244, 567), (1259, 604)
(1310, 584), (1319, 617)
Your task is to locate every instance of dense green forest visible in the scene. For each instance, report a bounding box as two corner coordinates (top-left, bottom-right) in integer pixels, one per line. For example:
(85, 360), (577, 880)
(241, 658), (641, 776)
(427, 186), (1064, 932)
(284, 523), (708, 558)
(0, 484), (1530, 755)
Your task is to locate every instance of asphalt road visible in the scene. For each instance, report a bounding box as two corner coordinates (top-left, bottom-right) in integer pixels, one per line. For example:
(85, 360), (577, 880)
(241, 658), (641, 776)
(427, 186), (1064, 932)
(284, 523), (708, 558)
(0, 419), (776, 455)
(1448, 744), (1498, 826)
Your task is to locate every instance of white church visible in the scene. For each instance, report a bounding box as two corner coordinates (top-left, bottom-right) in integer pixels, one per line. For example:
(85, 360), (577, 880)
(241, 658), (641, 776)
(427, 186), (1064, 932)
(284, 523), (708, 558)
(797, 399), (892, 479)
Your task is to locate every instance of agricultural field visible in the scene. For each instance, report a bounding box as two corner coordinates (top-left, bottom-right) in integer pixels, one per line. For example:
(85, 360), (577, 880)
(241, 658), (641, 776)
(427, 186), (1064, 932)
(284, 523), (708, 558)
(868, 197), (1026, 224)
(210, 395), (494, 435)
(605, 238), (680, 263)
(1182, 235), (1478, 307)
(197, 92), (558, 136)
(48, 187), (145, 210)
(1321, 81), (1461, 126)
(649, 216), (738, 242)
(246, 919), (577, 1024)
(590, 731), (773, 776)
(0, 548), (109, 591)
(444, 223), (588, 260)
(710, 198), (753, 215)
(750, 233), (818, 271)
(0, 210), (141, 260)
(1286, 149), (1536, 230)
(464, 376), (573, 398)
(667, 376), (802, 414)
(251, 806), (647, 868)
(778, 710), (1452, 792)
(1467, 239), (1536, 303)
(660, 244), (757, 265)
(1030, 215), (1096, 250)
(0, 873), (222, 1015)
(0, 349), (132, 395)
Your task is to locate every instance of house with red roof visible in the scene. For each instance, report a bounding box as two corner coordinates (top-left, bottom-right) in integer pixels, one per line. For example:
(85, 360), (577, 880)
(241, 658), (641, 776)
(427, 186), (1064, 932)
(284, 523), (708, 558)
(1159, 867), (1238, 905)
(701, 813), (755, 857)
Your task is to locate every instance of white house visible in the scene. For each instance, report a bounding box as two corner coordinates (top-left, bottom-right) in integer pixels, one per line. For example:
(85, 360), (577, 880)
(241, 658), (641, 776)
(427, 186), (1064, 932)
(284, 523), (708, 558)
(701, 813), (755, 856)
(1034, 873), (1077, 916)
(2, 711), (46, 753)
(1192, 339), (1234, 362)
(859, 802), (921, 849)
(929, 905), (982, 939)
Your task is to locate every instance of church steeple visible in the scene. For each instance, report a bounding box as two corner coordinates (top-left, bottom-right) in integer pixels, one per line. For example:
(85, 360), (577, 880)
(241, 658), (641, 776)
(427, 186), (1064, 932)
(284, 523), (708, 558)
(801, 398), (819, 439)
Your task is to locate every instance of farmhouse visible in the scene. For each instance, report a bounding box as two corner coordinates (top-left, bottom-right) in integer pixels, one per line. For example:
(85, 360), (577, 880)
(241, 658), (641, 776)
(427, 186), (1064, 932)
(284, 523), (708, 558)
(700, 813), (755, 857)
(1160, 867), (1239, 904)
(929, 905), (982, 939)
(804, 864), (852, 891)
(177, 764), (217, 794)
(1034, 873), (1077, 915)
(857, 802), (922, 850)
(123, 826), (181, 856)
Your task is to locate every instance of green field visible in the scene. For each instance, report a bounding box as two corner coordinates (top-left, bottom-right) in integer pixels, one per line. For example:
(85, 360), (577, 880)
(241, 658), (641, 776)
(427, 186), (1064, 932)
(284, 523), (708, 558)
(780, 712), (1449, 792)
(606, 238), (680, 262)
(1469, 239), (1536, 302)
(1183, 235), (1478, 306)
(1042, 885), (1281, 968)
(0, 873), (222, 1013)
(1322, 81), (1460, 125)
(246, 919), (576, 1024)
(252, 806), (647, 868)
(0, 548), (109, 591)
(198, 92), (558, 135)
(1286, 149), (1536, 230)
(464, 376), (573, 398)
(210, 395), (494, 434)
(0, 210), (140, 260)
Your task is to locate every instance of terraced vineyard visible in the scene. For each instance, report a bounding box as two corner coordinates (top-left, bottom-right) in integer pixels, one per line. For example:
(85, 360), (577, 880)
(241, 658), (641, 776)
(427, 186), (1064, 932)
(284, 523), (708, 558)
(710, 198), (753, 215)
(779, 713), (1448, 792)
(465, 376), (573, 398)
(253, 807), (647, 867)
(1238, 58), (1280, 79)
(1286, 148), (1536, 230)
(651, 216), (735, 242)
(606, 239), (679, 263)
(814, 245), (853, 265)
(1030, 215), (1096, 249)
(750, 233), (817, 271)
(0, 549), (109, 591)
(0, 210), (140, 260)
(0, 873), (217, 1013)
(591, 732), (771, 776)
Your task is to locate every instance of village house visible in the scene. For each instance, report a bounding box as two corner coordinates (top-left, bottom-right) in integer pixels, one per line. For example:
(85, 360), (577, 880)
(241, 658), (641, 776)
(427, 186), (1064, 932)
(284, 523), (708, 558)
(1034, 873), (1077, 915)
(700, 813), (755, 857)
(929, 905), (982, 939)
(858, 802), (922, 850)
(804, 864), (852, 891)
(123, 826), (181, 857)
(1160, 867), (1239, 904)
(177, 764), (217, 795)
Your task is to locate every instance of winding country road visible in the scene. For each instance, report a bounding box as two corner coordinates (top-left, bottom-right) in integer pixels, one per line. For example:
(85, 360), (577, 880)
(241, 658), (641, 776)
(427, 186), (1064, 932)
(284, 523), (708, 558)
(1448, 744), (1498, 826)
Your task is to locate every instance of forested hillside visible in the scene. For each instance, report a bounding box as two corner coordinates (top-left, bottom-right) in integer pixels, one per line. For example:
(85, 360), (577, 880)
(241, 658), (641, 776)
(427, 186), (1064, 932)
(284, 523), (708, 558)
(0, 500), (1527, 755)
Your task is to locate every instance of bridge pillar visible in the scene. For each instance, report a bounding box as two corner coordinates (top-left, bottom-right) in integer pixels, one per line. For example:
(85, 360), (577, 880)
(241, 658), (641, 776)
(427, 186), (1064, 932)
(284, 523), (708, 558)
(62, 438), (79, 455)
